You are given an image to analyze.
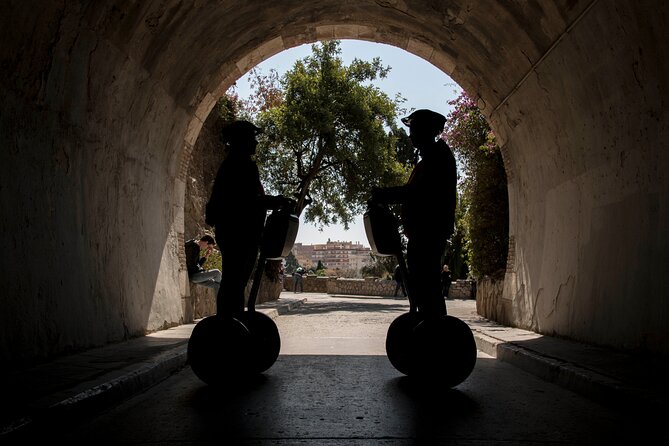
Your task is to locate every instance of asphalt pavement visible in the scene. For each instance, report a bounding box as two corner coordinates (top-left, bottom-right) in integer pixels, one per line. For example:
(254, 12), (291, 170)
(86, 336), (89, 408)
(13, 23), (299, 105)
(2, 291), (667, 439)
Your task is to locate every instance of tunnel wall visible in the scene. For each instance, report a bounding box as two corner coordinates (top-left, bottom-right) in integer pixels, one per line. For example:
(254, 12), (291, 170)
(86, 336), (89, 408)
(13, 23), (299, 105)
(489, 1), (669, 353)
(0, 0), (667, 366)
(0, 2), (189, 365)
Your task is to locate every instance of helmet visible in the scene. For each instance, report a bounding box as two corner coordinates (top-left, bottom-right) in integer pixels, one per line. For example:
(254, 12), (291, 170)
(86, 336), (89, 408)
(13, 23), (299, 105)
(401, 109), (446, 136)
(221, 120), (263, 144)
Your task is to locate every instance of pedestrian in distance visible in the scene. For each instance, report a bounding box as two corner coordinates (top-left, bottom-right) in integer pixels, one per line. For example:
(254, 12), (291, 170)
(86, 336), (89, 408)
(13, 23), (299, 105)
(441, 264), (452, 299)
(394, 264), (407, 297)
(293, 267), (304, 293)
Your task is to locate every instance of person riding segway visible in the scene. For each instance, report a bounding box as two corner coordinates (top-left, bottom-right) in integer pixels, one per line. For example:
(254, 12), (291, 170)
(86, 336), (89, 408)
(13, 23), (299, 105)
(187, 120), (298, 386)
(366, 109), (476, 386)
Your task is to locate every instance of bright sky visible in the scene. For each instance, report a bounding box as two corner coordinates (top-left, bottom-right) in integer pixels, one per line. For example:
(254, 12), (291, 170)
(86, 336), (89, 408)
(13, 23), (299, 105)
(232, 40), (462, 246)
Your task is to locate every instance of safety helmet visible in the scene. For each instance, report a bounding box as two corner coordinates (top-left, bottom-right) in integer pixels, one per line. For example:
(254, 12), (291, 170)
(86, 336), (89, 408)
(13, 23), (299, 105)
(401, 109), (446, 136)
(221, 120), (263, 144)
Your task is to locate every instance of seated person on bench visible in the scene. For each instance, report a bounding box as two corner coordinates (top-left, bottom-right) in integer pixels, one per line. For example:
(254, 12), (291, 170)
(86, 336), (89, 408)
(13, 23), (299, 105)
(185, 235), (221, 293)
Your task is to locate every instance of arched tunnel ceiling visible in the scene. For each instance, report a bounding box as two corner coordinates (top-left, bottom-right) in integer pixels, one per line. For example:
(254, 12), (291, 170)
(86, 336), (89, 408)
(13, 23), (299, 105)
(1, 0), (597, 167)
(94, 0), (595, 140)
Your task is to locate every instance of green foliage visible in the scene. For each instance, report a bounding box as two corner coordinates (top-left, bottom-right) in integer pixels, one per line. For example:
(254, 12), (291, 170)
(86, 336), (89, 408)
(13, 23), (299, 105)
(392, 126), (417, 166)
(202, 249), (222, 272)
(216, 91), (249, 124)
(316, 260), (324, 271)
(444, 191), (469, 279)
(284, 251), (299, 274)
(360, 252), (396, 279)
(247, 40), (411, 227)
(444, 92), (509, 279)
(244, 68), (283, 114)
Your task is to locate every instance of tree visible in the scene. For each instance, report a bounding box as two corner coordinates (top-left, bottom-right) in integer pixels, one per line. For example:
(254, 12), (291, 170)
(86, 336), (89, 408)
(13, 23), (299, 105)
(216, 88), (250, 124)
(444, 190), (469, 279)
(392, 125), (417, 166)
(249, 40), (411, 228)
(444, 92), (509, 279)
(360, 252), (396, 279)
(284, 251), (299, 274)
(244, 68), (283, 115)
(313, 260), (327, 277)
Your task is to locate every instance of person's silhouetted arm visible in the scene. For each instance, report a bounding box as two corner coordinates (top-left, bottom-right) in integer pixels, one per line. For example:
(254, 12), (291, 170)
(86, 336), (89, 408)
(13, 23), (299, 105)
(260, 194), (295, 211)
(371, 185), (409, 204)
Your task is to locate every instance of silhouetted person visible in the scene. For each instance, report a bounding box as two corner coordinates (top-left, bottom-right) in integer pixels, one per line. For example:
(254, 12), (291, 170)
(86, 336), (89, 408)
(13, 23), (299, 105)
(441, 264), (452, 298)
(372, 109), (457, 317)
(205, 120), (290, 317)
(185, 235), (221, 293)
(293, 267), (304, 293)
(394, 264), (407, 297)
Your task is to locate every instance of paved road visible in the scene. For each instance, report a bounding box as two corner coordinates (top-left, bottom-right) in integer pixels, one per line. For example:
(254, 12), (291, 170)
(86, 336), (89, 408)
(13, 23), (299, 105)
(29, 295), (663, 445)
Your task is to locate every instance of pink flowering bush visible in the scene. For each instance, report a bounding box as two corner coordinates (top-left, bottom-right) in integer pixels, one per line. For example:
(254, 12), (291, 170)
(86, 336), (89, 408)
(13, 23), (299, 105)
(444, 92), (509, 279)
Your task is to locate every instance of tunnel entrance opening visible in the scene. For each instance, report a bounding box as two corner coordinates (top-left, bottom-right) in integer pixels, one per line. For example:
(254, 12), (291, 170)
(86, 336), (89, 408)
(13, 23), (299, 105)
(180, 40), (508, 328)
(182, 39), (510, 331)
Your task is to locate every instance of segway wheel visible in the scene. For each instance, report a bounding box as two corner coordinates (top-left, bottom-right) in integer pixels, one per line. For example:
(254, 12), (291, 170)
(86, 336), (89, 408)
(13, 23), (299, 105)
(411, 315), (477, 387)
(385, 312), (423, 376)
(237, 311), (281, 374)
(187, 315), (251, 386)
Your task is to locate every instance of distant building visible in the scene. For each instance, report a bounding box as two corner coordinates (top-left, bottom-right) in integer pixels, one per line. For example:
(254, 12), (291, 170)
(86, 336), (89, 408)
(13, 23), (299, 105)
(290, 240), (373, 274)
(291, 243), (316, 270)
(312, 240), (373, 272)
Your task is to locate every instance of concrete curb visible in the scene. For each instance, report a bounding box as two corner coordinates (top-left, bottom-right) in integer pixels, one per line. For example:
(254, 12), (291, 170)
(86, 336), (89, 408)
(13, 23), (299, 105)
(2, 345), (191, 439)
(51, 346), (189, 414)
(259, 297), (308, 319)
(471, 328), (664, 413)
(2, 298), (308, 439)
(61, 298), (309, 412)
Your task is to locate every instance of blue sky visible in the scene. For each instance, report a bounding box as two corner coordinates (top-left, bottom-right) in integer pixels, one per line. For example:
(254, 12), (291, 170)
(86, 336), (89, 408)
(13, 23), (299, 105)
(232, 40), (462, 245)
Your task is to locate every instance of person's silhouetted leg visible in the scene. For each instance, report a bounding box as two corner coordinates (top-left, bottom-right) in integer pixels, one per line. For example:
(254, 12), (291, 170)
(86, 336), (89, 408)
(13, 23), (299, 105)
(407, 237), (447, 318)
(217, 237), (258, 317)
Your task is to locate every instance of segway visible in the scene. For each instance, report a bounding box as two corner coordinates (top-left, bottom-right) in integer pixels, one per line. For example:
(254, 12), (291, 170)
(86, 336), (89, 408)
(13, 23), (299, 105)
(363, 201), (477, 387)
(187, 202), (299, 386)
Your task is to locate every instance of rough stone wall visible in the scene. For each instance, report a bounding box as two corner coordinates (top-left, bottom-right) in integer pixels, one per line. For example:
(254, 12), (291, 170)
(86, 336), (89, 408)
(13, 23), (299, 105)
(185, 105), (225, 242)
(191, 286), (217, 320)
(449, 280), (476, 300)
(322, 277), (476, 299)
(244, 273), (284, 305)
(283, 276), (329, 294)
(476, 277), (505, 322)
(284, 276), (476, 298)
(180, 101), (226, 322)
(189, 275), (283, 320)
(326, 278), (397, 297)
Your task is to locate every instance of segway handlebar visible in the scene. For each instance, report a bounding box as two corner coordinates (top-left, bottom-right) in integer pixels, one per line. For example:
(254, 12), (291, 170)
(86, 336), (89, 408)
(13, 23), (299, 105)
(363, 200), (403, 257)
(364, 199), (416, 312)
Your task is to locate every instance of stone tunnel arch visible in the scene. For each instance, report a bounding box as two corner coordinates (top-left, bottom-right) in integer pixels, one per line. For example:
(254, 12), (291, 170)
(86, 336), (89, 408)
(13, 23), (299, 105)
(1, 1), (667, 366)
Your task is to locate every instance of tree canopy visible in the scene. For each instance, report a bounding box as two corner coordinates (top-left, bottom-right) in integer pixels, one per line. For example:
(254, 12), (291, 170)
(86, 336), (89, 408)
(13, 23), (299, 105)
(444, 92), (509, 279)
(248, 40), (412, 229)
